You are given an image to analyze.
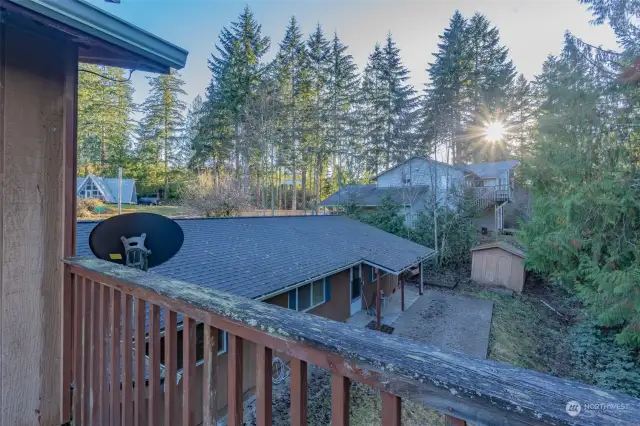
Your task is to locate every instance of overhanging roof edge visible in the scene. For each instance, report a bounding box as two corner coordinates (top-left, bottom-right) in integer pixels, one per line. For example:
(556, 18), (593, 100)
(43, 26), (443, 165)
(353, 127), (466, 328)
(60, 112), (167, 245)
(6, 0), (188, 71)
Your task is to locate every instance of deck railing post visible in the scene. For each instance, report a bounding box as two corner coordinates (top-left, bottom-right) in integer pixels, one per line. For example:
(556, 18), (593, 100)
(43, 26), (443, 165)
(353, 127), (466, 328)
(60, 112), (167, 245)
(290, 359), (308, 426)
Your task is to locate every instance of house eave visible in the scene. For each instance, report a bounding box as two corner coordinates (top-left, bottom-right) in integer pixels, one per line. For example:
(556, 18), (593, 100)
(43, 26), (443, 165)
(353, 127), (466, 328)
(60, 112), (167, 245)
(3, 0), (188, 73)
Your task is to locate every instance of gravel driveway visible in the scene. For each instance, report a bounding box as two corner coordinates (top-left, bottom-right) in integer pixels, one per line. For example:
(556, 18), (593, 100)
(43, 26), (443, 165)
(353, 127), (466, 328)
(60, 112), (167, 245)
(392, 289), (494, 359)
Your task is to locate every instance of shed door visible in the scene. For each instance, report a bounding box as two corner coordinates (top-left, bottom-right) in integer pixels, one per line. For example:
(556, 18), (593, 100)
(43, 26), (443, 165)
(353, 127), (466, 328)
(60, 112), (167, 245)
(483, 256), (496, 283)
(496, 255), (512, 288)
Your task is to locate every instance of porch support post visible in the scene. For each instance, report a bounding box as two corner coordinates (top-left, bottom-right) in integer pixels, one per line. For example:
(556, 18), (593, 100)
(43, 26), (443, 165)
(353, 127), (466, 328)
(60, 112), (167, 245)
(401, 276), (405, 312)
(376, 268), (381, 331)
(419, 261), (424, 295)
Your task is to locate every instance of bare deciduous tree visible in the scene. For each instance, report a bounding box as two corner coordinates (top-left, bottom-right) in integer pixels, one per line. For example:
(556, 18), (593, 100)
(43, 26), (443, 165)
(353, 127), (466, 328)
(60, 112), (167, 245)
(182, 174), (251, 217)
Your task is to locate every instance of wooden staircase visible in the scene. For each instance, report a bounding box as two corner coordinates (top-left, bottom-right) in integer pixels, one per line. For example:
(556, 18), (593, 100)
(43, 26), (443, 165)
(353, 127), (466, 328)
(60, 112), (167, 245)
(473, 185), (512, 230)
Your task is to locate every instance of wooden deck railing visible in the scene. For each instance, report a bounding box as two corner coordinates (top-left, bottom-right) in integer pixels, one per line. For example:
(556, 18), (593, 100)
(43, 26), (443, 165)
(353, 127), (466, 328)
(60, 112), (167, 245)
(61, 257), (640, 426)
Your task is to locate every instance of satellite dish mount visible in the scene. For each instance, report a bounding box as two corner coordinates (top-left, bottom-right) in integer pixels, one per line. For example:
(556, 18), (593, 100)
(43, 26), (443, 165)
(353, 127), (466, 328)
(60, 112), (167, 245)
(120, 233), (151, 271)
(89, 213), (184, 271)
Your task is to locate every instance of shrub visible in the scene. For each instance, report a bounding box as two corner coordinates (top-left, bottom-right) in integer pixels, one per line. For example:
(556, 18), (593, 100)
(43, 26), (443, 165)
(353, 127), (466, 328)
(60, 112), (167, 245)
(569, 320), (640, 397)
(77, 198), (104, 218)
(181, 174), (250, 217)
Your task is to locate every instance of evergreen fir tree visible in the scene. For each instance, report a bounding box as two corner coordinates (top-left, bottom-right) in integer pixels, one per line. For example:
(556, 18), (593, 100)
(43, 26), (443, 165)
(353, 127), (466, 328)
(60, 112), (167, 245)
(200, 6), (270, 178)
(305, 24), (331, 210)
(137, 69), (187, 197)
(422, 11), (469, 163)
(361, 44), (386, 175)
(326, 32), (360, 193)
(361, 35), (417, 174)
(380, 33), (418, 165)
(78, 64), (136, 176)
(275, 16), (311, 210)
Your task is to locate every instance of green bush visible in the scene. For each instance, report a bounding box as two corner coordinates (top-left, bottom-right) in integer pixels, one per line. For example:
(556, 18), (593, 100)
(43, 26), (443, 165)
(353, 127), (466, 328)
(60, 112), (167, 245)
(569, 320), (640, 397)
(351, 196), (409, 237)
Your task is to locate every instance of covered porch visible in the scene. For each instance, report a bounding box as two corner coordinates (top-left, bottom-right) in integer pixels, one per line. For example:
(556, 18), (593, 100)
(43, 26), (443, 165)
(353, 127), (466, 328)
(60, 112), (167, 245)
(347, 284), (421, 330)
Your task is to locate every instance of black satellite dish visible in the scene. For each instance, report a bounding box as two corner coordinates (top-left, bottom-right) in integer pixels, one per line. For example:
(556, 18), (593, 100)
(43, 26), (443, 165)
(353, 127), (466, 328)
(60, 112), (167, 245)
(89, 213), (183, 270)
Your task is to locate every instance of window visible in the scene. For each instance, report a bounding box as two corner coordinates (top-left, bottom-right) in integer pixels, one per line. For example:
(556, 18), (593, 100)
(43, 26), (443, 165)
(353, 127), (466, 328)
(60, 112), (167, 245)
(288, 278), (327, 311)
(371, 267), (378, 282)
(81, 180), (101, 199)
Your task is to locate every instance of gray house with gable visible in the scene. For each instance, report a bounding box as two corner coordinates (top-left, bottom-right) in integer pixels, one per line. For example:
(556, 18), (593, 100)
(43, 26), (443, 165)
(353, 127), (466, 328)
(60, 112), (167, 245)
(321, 157), (522, 230)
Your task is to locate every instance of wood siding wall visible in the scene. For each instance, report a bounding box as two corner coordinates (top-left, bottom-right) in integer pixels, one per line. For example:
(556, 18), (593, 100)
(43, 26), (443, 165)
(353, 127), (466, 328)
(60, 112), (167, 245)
(471, 248), (525, 293)
(0, 16), (77, 425)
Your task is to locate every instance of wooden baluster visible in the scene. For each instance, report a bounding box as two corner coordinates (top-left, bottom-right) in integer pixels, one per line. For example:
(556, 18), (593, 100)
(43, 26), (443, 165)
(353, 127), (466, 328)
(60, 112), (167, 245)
(164, 310), (177, 426)
(381, 392), (401, 426)
(182, 317), (196, 426)
(110, 289), (122, 426)
(444, 415), (467, 426)
(256, 345), (272, 426)
(290, 359), (308, 426)
(61, 268), (74, 423)
(331, 374), (349, 426)
(227, 334), (244, 426)
(81, 278), (91, 425)
(202, 325), (219, 426)
(90, 281), (100, 424)
(121, 294), (134, 426)
(72, 274), (82, 423)
(134, 298), (146, 426)
(100, 284), (110, 425)
(148, 304), (161, 426)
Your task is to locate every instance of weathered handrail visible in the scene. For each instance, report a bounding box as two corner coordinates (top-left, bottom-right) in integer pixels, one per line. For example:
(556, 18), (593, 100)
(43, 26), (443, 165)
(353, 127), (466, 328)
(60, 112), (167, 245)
(63, 257), (640, 426)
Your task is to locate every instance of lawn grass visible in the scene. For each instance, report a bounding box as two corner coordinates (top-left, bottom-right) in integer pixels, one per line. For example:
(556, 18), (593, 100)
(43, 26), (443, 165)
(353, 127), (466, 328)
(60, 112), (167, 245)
(79, 203), (191, 220)
(102, 204), (189, 217)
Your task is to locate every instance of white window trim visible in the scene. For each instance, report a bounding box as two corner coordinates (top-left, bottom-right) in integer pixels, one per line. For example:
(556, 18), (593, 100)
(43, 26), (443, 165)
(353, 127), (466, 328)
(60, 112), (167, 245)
(291, 279), (327, 312)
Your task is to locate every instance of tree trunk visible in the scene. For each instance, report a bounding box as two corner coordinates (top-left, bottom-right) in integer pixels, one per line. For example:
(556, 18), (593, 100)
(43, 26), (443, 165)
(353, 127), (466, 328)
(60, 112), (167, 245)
(315, 153), (321, 214)
(164, 115), (169, 200)
(301, 162), (307, 214)
(292, 167), (297, 211)
(234, 122), (240, 181)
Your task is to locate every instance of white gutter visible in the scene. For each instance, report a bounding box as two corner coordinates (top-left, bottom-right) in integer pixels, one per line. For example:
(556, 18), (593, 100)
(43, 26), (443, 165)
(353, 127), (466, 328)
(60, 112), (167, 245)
(6, 0), (188, 71)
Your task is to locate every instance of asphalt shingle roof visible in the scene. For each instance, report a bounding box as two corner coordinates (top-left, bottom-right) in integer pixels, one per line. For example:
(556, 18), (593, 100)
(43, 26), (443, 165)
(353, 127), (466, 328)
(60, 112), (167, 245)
(76, 215), (434, 300)
(320, 184), (430, 207)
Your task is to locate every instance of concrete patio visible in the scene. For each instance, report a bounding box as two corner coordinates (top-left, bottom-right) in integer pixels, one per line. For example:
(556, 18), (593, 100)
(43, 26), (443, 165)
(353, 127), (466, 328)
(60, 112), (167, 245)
(347, 285), (494, 359)
(346, 285), (421, 329)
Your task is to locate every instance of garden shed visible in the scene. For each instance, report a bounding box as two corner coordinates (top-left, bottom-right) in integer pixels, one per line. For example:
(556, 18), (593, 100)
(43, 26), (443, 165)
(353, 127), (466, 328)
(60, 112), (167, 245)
(471, 241), (526, 293)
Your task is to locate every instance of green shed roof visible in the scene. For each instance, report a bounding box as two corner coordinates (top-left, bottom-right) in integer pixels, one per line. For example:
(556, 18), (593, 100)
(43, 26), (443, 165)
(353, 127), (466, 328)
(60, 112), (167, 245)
(5, 0), (187, 73)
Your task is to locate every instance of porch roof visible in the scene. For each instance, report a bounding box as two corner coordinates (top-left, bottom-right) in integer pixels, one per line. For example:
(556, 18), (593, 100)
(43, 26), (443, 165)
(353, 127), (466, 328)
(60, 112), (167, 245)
(3, 0), (187, 72)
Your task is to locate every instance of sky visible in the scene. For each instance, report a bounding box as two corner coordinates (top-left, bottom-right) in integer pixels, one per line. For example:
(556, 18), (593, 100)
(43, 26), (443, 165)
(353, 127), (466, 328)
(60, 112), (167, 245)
(89, 0), (620, 108)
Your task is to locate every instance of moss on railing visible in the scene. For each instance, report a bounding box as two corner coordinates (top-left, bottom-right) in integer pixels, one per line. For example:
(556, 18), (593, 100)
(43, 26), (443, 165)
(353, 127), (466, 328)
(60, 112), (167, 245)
(64, 256), (640, 426)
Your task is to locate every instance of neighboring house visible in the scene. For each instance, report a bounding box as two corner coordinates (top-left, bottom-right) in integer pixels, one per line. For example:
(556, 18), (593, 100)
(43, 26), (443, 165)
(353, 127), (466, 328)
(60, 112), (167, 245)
(77, 174), (138, 204)
(321, 157), (521, 230)
(76, 215), (434, 421)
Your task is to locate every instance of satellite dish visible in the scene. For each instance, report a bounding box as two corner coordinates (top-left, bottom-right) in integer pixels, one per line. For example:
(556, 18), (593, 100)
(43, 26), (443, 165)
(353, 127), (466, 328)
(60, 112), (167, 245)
(89, 213), (183, 270)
